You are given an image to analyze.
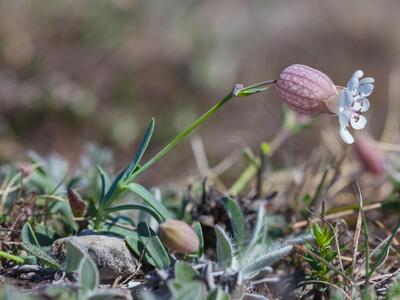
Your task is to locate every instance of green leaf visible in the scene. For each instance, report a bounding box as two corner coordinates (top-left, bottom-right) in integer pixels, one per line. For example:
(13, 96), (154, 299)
(78, 257), (99, 297)
(124, 183), (172, 222)
(21, 242), (61, 270)
(215, 225), (235, 269)
(96, 165), (110, 202)
(136, 222), (171, 268)
(193, 222), (204, 257)
(101, 118), (155, 206)
(242, 244), (292, 278)
(107, 204), (162, 223)
(171, 281), (207, 300)
(368, 222), (400, 277)
(21, 222), (40, 247)
(221, 197), (245, 251)
(65, 241), (86, 273)
(249, 205), (265, 249)
(207, 288), (230, 300)
(175, 261), (200, 284)
(125, 232), (142, 257)
(122, 118), (155, 181)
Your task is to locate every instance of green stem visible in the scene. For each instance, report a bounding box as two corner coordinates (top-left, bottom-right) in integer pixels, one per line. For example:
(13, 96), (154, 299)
(132, 91), (235, 177)
(0, 250), (24, 264)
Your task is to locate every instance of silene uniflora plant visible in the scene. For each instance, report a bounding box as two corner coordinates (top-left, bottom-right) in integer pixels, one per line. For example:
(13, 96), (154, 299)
(0, 64), (378, 300)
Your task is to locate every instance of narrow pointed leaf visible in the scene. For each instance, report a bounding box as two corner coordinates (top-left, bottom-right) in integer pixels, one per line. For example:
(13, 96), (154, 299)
(101, 118), (155, 206)
(107, 204), (162, 223)
(124, 183), (172, 222)
(122, 118), (155, 181)
(96, 165), (110, 202)
(137, 222), (171, 268)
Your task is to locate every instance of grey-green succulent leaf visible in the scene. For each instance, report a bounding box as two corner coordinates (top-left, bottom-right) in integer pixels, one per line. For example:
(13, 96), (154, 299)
(78, 256), (99, 298)
(65, 241), (86, 273)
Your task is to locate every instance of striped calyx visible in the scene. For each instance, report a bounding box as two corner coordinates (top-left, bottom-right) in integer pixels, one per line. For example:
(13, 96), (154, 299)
(275, 64), (339, 114)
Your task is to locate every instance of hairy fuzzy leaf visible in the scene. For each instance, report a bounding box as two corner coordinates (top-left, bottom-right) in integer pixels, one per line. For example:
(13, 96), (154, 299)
(78, 257), (99, 297)
(249, 205), (265, 249)
(221, 197), (246, 251)
(242, 244), (292, 278)
(124, 183), (172, 222)
(65, 241), (86, 273)
(215, 225), (236, 269)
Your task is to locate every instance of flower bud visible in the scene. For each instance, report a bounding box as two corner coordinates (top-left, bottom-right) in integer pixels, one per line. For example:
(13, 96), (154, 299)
(275, 64), (338, 114)
(17, 162), (34, 177)
(159, 220), (199, 254)
(354, 134), (385, 176)
(67, 188), (87, 218)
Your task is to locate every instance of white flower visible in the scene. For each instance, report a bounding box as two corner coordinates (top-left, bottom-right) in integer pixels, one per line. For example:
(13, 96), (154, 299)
(338, 70), (374, 144)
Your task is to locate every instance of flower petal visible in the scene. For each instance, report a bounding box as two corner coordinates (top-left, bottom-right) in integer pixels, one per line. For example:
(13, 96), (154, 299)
(359, 77), (374, 85)
(339, 109), (351, 128)
(358, 83), (374, 97)
(353, 70), (364, 79)
(347, 70), (364, 91)
(340, 89), (353, 107)
(340, 127), (354, 144)
(358, 98), (370, 112)
(350, 115), (367, 130)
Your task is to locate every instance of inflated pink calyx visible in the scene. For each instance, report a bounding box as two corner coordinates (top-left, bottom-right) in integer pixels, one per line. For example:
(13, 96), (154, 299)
(275, 64), (339, 114)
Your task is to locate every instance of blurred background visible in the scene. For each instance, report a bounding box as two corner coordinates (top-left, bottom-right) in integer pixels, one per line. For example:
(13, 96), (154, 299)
(0, 0), (398, 185)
